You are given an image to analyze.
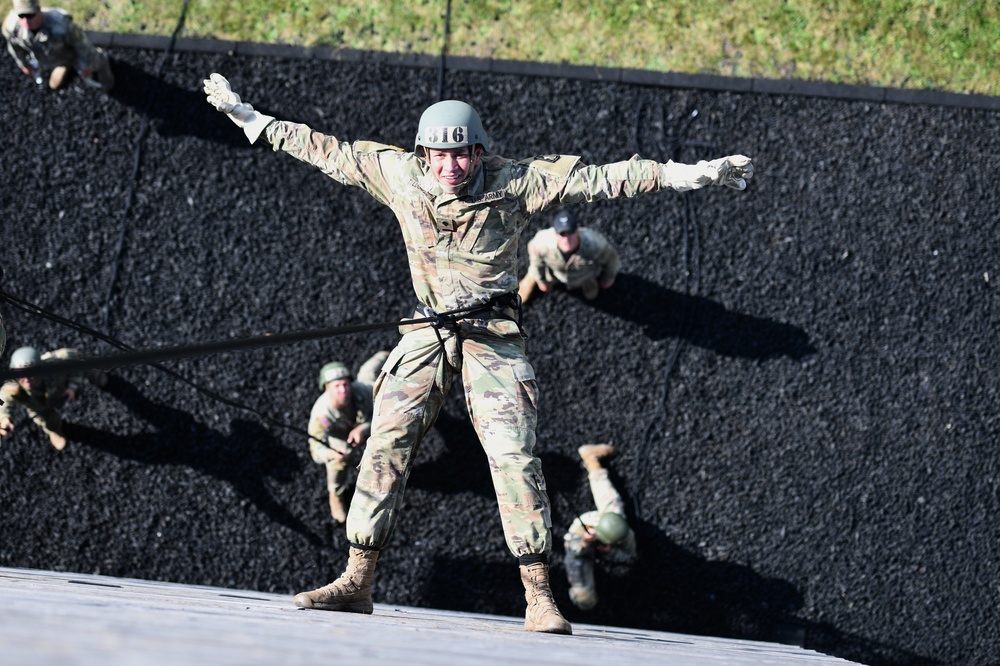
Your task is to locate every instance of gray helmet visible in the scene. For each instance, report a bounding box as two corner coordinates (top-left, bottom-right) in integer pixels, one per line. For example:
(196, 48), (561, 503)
(414, 100), (490, 154)
(594, 512), (629, 545)
(10, 346), (41, 370)
(318, 361), (352, 390)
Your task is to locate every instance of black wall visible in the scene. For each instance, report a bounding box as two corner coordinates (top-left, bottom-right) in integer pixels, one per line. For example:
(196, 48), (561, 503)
(1, 46), (997, 666)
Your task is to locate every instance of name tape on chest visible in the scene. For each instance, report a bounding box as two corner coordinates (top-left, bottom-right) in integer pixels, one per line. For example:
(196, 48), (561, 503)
(464, 190), (508, 206)
(424, 125), (468, 145)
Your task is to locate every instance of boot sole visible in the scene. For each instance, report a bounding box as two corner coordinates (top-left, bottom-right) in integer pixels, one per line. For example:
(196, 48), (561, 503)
(302, 602), (372, 614)
(524, 621), (572, 635)
(293, 593), (372, 614)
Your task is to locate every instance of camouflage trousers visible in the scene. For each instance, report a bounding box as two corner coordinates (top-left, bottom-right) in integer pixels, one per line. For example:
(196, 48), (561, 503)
(587, 468), (625, 516)
(346, 318), (553, 557)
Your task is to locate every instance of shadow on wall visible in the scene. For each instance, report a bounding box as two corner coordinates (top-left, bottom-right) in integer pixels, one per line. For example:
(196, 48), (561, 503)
(405, 398), (495, 496)
(107, 59), (255, 147)
(423, 531), (940, 666)
(416, 448), (941, 666)
(592, 273), (816, 360)
(62, 374), (323, 546)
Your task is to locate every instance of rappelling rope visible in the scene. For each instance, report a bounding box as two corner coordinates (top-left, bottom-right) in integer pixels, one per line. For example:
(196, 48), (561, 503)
(101, 0), (191, 333)
(628, 103), (711, 520)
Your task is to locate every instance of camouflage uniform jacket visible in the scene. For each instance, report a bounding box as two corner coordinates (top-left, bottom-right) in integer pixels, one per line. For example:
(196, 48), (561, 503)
(2, 8), (98, 74)
(307, 380), (375, 463)
(564, 509), (637, 564)
(264, 121), (672, 314)
(526, 226), (621, 290)
(0, 375), (75, 423)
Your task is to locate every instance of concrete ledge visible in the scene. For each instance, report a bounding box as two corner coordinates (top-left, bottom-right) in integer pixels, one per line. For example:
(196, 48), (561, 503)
(751, 77), (886, 102)
(234, 41), (310, 59)
(87, 31), (1000, 110)
(173, 36), (236, 54)
(0, 567), (863, 666)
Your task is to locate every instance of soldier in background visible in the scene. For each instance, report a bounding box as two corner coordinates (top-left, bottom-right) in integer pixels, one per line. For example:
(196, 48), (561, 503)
(563, 444), (637, 611)
(0, 346), (108, 450)
(518, 211), (620, 304)
(2, 0), (114, 91)
(308, 350), (389, 524)
(205, 71), (751, 635)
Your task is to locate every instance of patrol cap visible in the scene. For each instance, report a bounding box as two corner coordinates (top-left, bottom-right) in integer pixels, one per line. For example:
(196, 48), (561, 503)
(593, 512), (629, 545)
(414, 100), (490, 154)
(13, 0), (40, 15)
(10, 346), (41, 370)
(552, 210), (578, 235)
(318, 361), (352, 390)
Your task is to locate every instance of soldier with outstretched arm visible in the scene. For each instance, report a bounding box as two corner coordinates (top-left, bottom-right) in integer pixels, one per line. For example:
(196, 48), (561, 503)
(203, 73), (753, 636)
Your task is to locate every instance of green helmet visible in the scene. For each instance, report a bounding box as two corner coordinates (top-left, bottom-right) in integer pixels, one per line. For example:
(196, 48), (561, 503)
(594, 512), (629, 545)
(318, 361), (352, 390)
(10, 346), (41, 370)
(414, 100), (490, 154)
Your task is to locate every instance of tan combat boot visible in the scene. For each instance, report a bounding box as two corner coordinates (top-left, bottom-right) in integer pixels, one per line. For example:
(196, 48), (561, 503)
(48, 431), (67, 450)
(328, 491), (347, 524)
(48, 66), (69, 90)
(520, 561), (572, 635)
(294, 546), (379, 614)
(578, 443), (615, 473)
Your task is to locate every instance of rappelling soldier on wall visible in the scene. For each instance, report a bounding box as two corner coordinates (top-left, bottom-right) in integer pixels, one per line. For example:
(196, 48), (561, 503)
(563, 444), (637, 610)
(518, 211), (620, 304)
(0, 346), (108, 450)
(307, 350), (389, 523)
(205, 71), (751, 636)
(2, 0), (114, 91)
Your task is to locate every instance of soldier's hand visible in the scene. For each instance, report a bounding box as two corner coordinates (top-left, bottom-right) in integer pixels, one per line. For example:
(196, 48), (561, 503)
(347, 425), (369, 447)
(0, 418), (13, 436)
(707, 155), (753, 190)
(325, 449), (345, 463)
(537, 281), (551, 293)
(203, 73), (275, 143)
(204, 73), (238, 113)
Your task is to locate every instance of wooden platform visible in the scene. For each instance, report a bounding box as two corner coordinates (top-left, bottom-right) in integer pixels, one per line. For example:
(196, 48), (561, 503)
(0, 567), (860, 665)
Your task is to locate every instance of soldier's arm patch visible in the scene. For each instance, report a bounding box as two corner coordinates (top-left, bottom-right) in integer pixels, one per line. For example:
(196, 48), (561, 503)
(353, 140), (405, 154)
(522, 154), (581, 179)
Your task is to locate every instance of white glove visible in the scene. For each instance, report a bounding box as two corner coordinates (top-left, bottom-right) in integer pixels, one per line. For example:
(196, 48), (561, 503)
(659, 154), (754, 192)
(707, 154), (753, 190)
(203, 73), (275, 144)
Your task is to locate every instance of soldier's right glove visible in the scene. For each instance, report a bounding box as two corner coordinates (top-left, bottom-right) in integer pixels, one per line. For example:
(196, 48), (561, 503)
(203, 73), (275, 144)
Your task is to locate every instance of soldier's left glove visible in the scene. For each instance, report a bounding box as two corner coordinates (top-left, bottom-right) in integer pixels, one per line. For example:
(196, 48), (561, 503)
(203, 73), (275, 144)
(707, 155), (753, 190)
(659, 155), (754, 192)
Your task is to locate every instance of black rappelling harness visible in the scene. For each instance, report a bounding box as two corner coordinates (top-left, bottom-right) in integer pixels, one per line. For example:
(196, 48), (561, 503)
(415, 292), (527, 353)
